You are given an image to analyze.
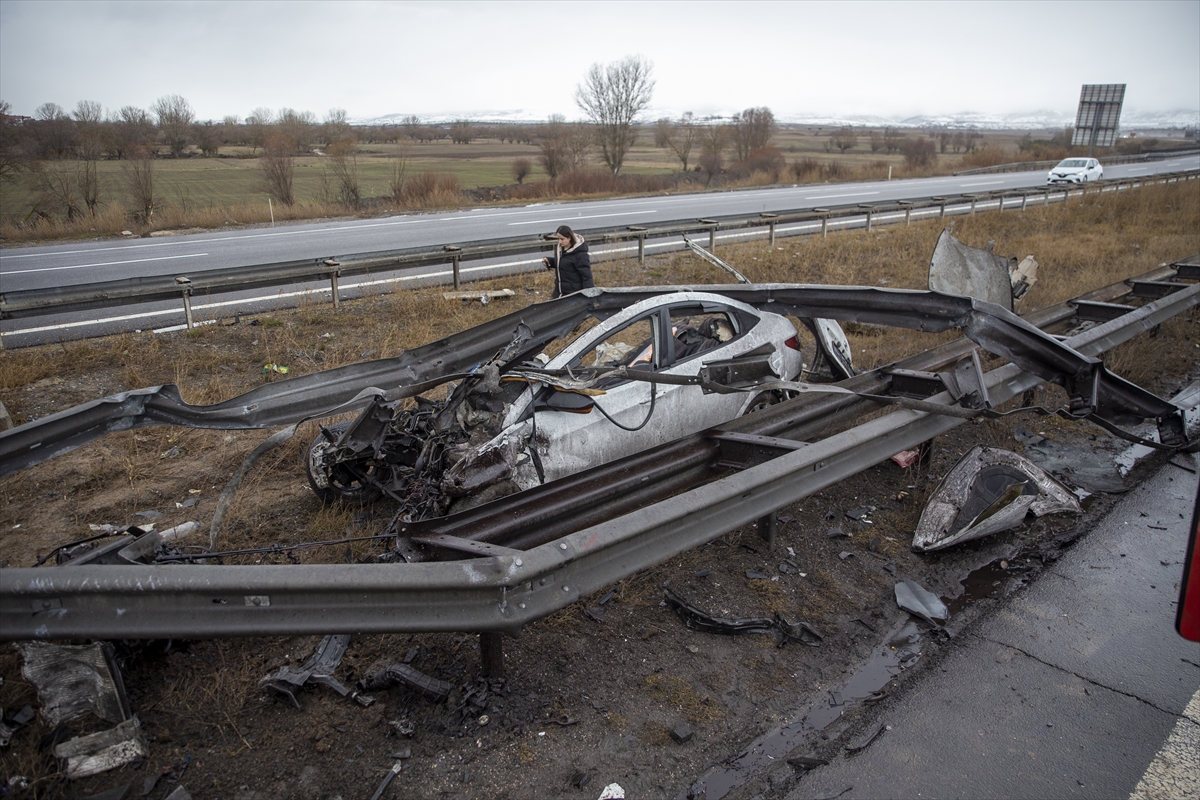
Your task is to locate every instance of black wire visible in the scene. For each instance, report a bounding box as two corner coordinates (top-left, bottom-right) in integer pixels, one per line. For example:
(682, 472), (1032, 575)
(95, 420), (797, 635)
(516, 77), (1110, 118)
(592, 378), (658, 432)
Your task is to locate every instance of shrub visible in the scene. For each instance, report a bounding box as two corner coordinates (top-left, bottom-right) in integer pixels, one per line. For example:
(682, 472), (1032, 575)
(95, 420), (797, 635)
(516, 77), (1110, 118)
(901, 137), (937, 169)
(958, 144), (1010, 171)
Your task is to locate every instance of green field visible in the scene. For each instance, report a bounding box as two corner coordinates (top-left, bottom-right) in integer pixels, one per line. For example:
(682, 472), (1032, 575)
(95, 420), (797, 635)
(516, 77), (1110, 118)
(0, 124), (1097, 238)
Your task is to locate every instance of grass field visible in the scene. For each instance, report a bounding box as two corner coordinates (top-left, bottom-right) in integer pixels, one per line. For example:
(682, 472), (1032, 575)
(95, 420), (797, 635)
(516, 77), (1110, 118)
(0, 124), (1126, 241)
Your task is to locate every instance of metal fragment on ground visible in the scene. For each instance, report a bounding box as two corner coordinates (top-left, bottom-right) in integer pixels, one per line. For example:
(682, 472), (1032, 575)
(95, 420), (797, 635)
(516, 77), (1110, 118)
(53, 717), (149, 780)
(912, 445), (1082, 551)
(19, 642), (130, 727)
(894, 579), (950, 626)
(359, 663), (452, 701)
(261, 634), (373, 708)
(664, 588), (822, 645)
(845, 722), (887, 753)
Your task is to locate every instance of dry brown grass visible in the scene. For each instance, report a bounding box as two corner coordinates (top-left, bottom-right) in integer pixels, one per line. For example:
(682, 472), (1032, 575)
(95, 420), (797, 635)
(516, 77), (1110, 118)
(1, 180), (1196, 570)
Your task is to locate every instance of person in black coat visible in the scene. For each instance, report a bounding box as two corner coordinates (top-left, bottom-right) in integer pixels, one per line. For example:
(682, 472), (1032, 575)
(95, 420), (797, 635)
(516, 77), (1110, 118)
(542, 224), (594, 298)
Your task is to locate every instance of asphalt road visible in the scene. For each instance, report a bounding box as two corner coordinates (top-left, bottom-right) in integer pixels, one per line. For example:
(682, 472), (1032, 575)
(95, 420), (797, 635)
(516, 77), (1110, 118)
(785, 452), (1200, 800)
(2, 155), (1196, 346)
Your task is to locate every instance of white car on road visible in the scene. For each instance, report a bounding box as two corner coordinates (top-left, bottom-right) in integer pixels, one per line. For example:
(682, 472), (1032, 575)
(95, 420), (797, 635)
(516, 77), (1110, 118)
(1047, 158), (1103, 184)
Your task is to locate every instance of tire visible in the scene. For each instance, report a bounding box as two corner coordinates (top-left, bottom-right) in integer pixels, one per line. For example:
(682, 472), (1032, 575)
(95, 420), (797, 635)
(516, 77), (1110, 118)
(305, 422), (383, 506)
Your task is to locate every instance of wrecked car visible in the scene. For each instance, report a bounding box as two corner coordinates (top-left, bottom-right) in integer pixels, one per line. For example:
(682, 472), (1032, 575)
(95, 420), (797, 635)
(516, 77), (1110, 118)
(306, 291), (826, 517)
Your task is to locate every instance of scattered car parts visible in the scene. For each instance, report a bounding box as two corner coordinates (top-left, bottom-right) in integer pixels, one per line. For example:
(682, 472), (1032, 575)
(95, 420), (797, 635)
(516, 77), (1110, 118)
(911, 445), (1081, 552)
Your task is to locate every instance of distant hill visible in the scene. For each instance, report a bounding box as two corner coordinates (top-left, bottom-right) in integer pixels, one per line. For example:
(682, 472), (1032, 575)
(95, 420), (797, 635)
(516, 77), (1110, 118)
(355, 108), (1199, 131)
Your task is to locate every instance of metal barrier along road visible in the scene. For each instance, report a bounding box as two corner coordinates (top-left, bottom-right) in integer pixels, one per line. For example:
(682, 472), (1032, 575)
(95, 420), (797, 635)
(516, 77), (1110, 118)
(2, 171), (1196, 339)
(2, 255), (1197, 641)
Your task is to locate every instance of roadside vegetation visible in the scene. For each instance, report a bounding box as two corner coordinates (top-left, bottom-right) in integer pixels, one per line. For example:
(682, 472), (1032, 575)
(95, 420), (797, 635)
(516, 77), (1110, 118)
(1, 90), (1188, 244)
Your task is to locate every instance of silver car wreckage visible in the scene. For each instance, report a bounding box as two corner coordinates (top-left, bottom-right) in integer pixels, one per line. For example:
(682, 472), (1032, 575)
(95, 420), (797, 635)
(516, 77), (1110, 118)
(0, 239), (1197, 646)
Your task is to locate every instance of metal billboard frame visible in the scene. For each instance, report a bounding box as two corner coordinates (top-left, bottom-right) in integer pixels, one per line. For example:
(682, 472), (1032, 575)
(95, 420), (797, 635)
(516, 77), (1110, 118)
(1072, 84), (1126, 153)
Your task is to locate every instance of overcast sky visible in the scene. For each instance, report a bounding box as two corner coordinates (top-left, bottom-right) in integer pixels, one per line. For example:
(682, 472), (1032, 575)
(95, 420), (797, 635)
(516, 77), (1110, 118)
(2, 0), (1197, 123)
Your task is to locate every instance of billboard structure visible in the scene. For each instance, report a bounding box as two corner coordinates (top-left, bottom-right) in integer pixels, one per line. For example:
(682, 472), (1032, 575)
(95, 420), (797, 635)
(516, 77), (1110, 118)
(1072, 84), (1126, 153)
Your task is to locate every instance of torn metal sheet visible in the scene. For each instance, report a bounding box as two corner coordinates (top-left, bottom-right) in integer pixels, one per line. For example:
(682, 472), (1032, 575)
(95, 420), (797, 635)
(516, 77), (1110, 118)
(894, 579), (949, 626)
(20, 641), (130, 726)
(3, 282), (1195, 480)
(912, 445), (1081, 551)
(53, 717), (148, 780)
(664, 587), (822, 645)
(261, 633), (374, 708)
(928, 229), (1018, 310)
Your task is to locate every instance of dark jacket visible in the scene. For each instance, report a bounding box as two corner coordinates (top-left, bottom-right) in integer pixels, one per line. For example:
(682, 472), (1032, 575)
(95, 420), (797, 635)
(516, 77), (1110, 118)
(545, 235), (593, 298)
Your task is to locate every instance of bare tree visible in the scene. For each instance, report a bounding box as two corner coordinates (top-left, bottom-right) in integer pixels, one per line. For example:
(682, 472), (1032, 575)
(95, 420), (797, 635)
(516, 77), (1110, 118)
(33, 102), (74, 159)
(654, 118), (672, 148)
(574, 55), (654, 174)
(450, 120), (473, 144)
(246, 107), (273, 155)
(123, 143), (156, 219)
(698, 121), (729, 185)
(278, 108), (315, 152)
(152, 94), (195, 157)
(325, 137), (360, 207)
(901, 137), (937, 169)
(731, 107), (775, 161)
(110, 106), (155, 160)
(884, 127), (904, 155)
(221, 115), (241, 146)
(663, 112), (698, 172)
(259, 134), (295, 206)
(322, 108), (351, 147)
(828, 127), (858, 154)
(0, 100), (26, 184)
(537, 115), (568, 181)
(511, 157), (532, 185)
(73, 100), (104, 215)
(401, 114), (423, 141)
(388, 141), (410, 204)
(193, 121), (221, 157)
(29, 161), (84, 221)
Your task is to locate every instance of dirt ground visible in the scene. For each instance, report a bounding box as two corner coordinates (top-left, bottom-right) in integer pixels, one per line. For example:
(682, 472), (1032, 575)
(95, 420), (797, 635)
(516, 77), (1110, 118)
(1, 239), (1198, 798)
(3, 390), (1195, 799)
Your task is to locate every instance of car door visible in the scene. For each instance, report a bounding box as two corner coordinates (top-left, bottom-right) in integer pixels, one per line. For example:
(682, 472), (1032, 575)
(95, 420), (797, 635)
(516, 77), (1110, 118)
(530, 304), (755, 482)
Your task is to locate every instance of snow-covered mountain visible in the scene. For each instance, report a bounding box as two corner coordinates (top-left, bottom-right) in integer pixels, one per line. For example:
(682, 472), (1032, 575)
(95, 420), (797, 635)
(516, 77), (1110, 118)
(354, 108), (1199, 131)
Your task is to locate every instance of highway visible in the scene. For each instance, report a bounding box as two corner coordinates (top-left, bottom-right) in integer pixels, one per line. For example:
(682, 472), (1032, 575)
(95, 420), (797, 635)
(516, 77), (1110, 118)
(1, 155), (1196, 345)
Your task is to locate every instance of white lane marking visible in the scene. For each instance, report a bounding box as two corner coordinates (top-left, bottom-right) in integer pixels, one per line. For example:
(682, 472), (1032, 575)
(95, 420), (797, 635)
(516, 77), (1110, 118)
(1129, 687), (1200, 800)
(0, 218), (427, 260)
(803, 191), (881, 200)
(0, 258), (549, 336)
(509, 211), (656, 226)
(2, 252), (210, 276)
(960, 180), (1007, 187)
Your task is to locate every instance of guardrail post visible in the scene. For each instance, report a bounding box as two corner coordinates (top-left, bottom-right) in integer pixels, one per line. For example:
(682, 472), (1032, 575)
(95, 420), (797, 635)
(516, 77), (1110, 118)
(967, 194), (979, 216)
(757, 511), (777, 550)
(1020, 192), (1029, 212)
(858, 204), (874, 232)
(699, 219), (718, 249)
(323, 259), (341, 311)
(176, 276), (194, 330)
(761, 213), (778, 246)
(444, 245), (462, 290)
(898, 200), (914, 226)
(932, 197), (947, 218)
(1063, 187), (1070, 204)
(480, 632), (504, 678)
(628, 226), (648, 263)
(996, 193), (1005, 214)
(813, 208), (830, 238)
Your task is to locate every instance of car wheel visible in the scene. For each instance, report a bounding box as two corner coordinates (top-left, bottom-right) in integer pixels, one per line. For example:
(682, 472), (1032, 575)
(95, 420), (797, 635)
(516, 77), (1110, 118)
(306, 422), (383, 506)
(744, 389), (796, 415)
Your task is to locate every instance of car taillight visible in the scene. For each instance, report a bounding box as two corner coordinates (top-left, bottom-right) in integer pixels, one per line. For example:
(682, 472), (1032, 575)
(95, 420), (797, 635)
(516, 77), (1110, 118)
(784, 335), (801, 350)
